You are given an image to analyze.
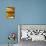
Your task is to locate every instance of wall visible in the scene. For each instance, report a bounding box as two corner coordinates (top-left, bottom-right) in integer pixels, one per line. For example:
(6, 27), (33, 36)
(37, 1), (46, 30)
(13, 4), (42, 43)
(16, 0), (46, 46)
(0, 0), (18, 44)
(16, 0), (46, 24)
(0, 0), (46, 45)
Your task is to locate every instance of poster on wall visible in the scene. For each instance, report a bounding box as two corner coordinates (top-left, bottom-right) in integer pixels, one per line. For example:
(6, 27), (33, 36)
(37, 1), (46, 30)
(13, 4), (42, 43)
(6, 7), (15, 19)
(18, 24), (46, 41)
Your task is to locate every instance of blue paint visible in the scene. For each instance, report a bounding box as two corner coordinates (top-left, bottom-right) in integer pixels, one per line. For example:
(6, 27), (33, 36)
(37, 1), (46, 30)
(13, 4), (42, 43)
(0, 0), (46, 44)
(0, 0), (17, 44)
(16, 0), (46, 24)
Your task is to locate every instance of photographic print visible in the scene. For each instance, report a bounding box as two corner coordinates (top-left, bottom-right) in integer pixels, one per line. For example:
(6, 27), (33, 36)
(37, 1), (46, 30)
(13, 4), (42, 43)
(6, 7), (15, 19)
(18, 24), (46, 46)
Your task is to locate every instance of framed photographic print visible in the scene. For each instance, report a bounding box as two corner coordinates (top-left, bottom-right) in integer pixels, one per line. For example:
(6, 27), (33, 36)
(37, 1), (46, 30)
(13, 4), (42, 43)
(6, 7), (15, 19)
